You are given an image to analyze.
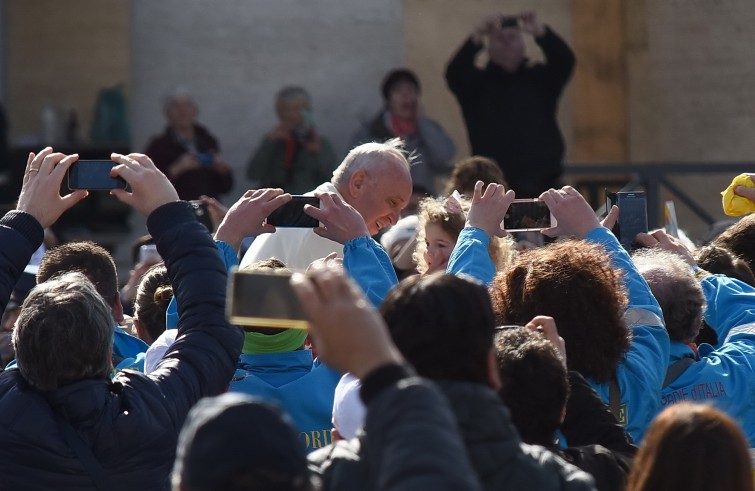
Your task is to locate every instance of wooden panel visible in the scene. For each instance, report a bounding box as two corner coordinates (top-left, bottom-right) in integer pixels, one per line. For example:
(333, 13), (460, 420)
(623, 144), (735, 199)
(571, 0), (627, 162)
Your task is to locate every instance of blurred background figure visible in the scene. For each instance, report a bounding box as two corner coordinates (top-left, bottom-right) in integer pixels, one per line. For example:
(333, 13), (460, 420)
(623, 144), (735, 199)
(247, 86), (337, 195)
(626, 403), (754, 491)
(446, 11), (575, 198)
(145, 88), (233, 200)
(351, 68), (456, 194)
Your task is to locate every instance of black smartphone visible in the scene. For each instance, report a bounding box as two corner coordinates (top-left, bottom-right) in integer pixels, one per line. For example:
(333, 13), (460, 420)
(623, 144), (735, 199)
(266, 196), (320, 228)
(188, 200), (214, 232)
(504, 199), (554, 232)
(226, 269), (308, 329)
(67, 160), (128, 191)
(606, 191), (648, 251)
(501, 16), (519, 28)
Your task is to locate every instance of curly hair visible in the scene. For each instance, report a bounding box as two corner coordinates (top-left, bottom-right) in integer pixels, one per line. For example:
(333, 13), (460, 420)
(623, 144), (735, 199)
(490, 239), (629, 383)
(414, 196), (515, 274)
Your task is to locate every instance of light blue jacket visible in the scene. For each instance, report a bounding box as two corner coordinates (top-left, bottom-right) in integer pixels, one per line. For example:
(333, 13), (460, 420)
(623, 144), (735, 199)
(661, 275), (755, 445)
(228, 235), (396, 452)
(448, 226), (669, 442)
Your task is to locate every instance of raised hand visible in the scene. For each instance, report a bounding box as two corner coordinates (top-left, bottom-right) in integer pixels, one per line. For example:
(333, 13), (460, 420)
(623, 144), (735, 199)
(16, 148), (88, 227)
(214, 189), (292, 252)
(466, 180), (515, 237)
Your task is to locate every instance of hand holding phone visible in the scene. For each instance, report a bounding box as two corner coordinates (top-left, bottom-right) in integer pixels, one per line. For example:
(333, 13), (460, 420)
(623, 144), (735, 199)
(606, 191), (648, 251)
(266, 196), (320, 228)
(67, 160), (128, 191)
(227, 269), (308, 329)
(503, 199), (554, 232)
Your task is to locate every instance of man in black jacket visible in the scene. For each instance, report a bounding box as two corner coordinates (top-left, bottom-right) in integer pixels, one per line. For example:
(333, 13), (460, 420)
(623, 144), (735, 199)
(445, 11), (575, 198)
(0, 147), (288, 490)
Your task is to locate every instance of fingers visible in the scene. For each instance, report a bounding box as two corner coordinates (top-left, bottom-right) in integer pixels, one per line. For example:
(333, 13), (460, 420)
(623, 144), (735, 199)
(59, 190), (89, 211)
(38, 151), (65, 176)
(50, 153), (79, 181)
(472, 180), (484, 202)
(601, 205), (619, 230)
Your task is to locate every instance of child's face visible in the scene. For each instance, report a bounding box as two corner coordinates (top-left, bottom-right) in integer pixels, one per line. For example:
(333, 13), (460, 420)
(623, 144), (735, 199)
(423, 223), (457, 274)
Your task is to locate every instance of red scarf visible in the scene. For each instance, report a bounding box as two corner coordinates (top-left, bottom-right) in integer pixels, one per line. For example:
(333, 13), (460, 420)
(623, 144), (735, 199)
(390, 112), (417, 138)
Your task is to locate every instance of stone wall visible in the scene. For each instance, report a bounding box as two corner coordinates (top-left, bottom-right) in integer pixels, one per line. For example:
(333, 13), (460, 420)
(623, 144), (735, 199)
(130, 0), (405, 200)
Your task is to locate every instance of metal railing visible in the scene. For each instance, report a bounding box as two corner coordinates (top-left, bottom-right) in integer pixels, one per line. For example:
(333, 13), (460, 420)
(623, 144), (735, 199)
(564, 162), (752, 229)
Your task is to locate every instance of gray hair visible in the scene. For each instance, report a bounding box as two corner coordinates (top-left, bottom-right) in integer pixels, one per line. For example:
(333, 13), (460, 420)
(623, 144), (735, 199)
(13, 271), (114, 390)
(163, 86), (196, 113)
(632, 248), (705, 342)
(275, 86), (311, 108)
(332, 138), (410, 187)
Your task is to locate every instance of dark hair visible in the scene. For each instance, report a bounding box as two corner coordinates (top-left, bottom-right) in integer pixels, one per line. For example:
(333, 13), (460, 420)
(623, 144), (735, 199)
(381, 68), (420, 101)
(632, 249), (705, 343)
(38, 241), (119, 307)
(490, 239), (629, 383)
(134, 264), (172, 344)
(173, 393), (311, 491)
(626, 403), (754, 491)
(695, 244), (755, 287)
(444, 156), (506, 198)
(380, 273), (494, 384)
(495, 328), (569, 445)
(13, 272), (113, 390)
(712, 214), (755, 275)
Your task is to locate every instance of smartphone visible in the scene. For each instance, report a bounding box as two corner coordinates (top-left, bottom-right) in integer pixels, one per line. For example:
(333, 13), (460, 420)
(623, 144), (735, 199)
(501, 16), (519, 28)
(504, 199), (554, 232)
(138, 244), (161, 264)
(67, 160), (127, 191)
(189, 200), (214, 232)
(266, 196), (320, 228)
(606, 191), (648, 251)
(226, 269), (308, 329)
(197, 153), (213, 167)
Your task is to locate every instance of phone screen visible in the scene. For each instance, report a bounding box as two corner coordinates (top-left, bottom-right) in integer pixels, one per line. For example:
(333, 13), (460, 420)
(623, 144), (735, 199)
(606, 191), (648, 250)
(266, 196), (320, 228)
(504, 200), (552, 232)
(226, 270), (308, 329)
(67, 160), (127, 190)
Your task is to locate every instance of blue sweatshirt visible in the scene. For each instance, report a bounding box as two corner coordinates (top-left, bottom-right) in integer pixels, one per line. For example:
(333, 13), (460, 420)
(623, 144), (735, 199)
(661, 275), (755, 445)
(448, 226), (669, 442)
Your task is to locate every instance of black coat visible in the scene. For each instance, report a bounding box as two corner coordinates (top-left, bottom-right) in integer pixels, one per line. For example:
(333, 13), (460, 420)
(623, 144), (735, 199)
(0, 204), (243, 490)
(445, 27), (575, 196)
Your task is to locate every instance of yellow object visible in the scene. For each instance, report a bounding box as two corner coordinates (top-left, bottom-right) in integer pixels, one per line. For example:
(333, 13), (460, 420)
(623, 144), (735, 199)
(721, 174), (755, 216)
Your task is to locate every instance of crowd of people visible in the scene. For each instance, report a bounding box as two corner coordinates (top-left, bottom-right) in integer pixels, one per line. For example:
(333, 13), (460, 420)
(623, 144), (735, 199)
(1, 10), (755, 491)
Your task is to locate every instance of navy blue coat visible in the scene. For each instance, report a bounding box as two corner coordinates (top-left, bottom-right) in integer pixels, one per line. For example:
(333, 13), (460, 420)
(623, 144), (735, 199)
(0, 203), (243, 490)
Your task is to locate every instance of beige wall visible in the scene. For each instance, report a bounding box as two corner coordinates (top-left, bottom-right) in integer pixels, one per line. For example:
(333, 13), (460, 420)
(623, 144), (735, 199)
(6, 0), (130, 144)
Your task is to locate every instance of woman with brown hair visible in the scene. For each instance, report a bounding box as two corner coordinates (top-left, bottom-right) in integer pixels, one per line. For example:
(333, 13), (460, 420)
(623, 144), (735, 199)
(627, 403), (754, 491)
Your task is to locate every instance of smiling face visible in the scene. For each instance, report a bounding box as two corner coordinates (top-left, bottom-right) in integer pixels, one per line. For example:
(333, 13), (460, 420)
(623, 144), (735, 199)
(347, 158), (412, 236)
(422, 223), (457, 274)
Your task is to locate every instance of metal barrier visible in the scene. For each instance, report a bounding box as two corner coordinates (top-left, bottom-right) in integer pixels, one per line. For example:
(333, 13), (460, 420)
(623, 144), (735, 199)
(564, 163), (752, 229)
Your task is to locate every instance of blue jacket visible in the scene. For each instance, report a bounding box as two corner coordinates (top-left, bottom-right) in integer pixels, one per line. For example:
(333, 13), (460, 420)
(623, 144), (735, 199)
(231, 351), (342, 452)
(229, 236), (395, 453)
(448, 226), (668, 442)
(661, 275), (755, 445)
(0, 204), (243, 490)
